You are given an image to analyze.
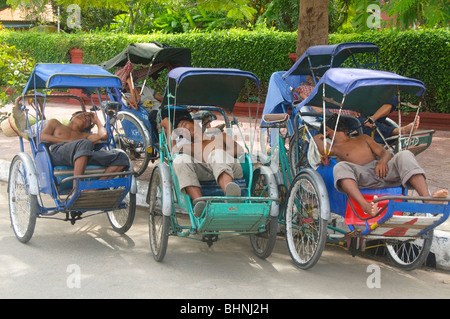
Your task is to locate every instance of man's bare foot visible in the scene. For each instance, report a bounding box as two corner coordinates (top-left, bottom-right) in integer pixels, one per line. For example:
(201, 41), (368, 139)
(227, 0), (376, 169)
(368, 196), (380, 216)
(400, 116), (420, 134)
(429, 189), (449, 204)
(362, 196), (380, 217)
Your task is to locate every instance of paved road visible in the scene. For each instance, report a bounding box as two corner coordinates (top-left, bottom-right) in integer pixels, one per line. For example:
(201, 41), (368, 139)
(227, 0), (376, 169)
(1, 182), (449, 300)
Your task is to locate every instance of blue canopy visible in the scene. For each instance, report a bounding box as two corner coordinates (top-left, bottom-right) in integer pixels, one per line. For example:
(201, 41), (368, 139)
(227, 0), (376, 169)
(162, 67), (260, 112)
(283, 42), (379, 79)
(167, 67), (260, 86)
(261, 71), (305, 124)
(23, 63), (122, 94)
(297, 68), (425, 115)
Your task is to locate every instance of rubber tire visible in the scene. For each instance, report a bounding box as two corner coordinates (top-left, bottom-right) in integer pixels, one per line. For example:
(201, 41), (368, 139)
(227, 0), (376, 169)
(107, 193), (136, 234)
(113, 112), (151, 176)
(249, 166), (279, 259)
(8, 155), (38, 243)
(285, 170), (328, 270)
(148, 166), (171, 262)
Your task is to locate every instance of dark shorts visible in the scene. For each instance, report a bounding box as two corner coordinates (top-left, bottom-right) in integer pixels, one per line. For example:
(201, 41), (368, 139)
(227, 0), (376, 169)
(49, 139), (129, 169)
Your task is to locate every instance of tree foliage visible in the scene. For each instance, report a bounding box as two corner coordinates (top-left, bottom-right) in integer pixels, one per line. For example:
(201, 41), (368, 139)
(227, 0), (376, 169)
(0, 43), (35, 107)
(382, 0), (449, 29)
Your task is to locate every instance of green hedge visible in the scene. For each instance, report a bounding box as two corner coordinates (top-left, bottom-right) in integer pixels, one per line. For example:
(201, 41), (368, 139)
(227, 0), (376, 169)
(329, 29), (450, 113)
(0, 30), (296, 80)
(0, 28), (448, 112)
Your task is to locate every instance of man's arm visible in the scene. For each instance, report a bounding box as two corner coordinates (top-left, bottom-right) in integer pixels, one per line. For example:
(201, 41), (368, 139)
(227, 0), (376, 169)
(86, 113), (107, 144)
(313, 134), (335, 157)
(364, 103), (393, 128)
(222, 133), (244, 157)
(364, 134), (391, 178)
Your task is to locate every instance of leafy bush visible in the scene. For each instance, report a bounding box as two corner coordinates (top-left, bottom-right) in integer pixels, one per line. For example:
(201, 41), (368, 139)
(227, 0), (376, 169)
(0, 28), (448, 112)
(330, 29), (450, 113)
(0, 43), (35, 107)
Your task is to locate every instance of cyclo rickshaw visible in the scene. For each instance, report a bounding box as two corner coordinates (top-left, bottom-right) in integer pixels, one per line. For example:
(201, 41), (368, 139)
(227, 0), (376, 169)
(262, 41), (380, 135)
(8, 63), (137, 243)
(264, 67), (450, 270)
(262, 41), (434, 159)
(146, 67), (280, 262)
(100, 42), (192, 176)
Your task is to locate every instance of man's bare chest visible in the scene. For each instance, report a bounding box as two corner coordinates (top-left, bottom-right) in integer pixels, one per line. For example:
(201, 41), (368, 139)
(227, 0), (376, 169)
(334, 139), (375, 165)
(54, 126), (87, 140)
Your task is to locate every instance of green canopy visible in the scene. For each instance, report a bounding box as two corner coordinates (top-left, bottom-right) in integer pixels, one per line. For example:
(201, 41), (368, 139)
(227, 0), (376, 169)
(99, 42), (191, 70)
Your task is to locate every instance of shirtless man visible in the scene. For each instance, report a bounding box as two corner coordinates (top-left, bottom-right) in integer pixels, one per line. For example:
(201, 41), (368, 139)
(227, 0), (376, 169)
(313, 114), (448, 216)
(41, 111), (129, 184)
(167, 115), (244, 216)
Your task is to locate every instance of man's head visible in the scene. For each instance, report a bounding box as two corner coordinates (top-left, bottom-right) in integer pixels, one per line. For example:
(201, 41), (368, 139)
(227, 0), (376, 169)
(319, 113), (350, 137)
(175, 118), (205, 142)
(70, 111), (94, 131)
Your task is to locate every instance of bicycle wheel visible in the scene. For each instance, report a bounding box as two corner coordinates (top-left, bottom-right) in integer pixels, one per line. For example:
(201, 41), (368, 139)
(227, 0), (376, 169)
(107, 193), (136, 234)
(385, 189), (433, 270)
(249, 166), (279, 259)
(285, 169), (328, 270)
(113, 112), (151, 176)
(288, 126), (309, 176)
(8, 155), (38, 243)
(385, 235), (432, 271)
(148, 165), (172, 262)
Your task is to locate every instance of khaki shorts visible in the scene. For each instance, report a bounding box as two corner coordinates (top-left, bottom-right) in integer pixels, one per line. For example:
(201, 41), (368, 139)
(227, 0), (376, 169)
(173, 149), (243, 193)
(333, 150), (425, 193)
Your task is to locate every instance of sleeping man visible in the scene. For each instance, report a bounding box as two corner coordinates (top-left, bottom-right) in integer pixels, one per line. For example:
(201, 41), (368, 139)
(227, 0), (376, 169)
(313, 114), (448, 216)
(41, 111), (129, 187)
(163, 112), (244, 217)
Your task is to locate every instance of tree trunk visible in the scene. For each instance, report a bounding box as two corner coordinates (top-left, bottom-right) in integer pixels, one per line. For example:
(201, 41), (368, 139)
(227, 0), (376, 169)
(296, 0), (329, 59)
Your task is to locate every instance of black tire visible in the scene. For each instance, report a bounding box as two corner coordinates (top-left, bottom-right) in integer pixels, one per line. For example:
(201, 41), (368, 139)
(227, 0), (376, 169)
(107, 193), (136, 234)
(384, 188), (433, 270)
(249, 166), (279, 259)
(113, 112), (151, 176)
(288, 126), (310, 177)
(385, 234), (433, 271)
(285, 169), (328, 270)
(249, 216), (278, 259)
(148, 166), (171, 262)
(8, 155), (38, 243)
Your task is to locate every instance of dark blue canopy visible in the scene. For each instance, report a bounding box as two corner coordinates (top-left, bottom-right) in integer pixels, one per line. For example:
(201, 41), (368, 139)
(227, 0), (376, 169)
(162, 67), (260, 112)
(23, 63), (122, 94)
(297, 68), (425, 115)
(283, 42), (379, 79)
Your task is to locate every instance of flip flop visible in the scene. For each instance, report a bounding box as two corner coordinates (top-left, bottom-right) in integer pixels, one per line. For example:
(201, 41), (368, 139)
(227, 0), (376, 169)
(225, 182), (241, 197)
(194, 200), (206, 217)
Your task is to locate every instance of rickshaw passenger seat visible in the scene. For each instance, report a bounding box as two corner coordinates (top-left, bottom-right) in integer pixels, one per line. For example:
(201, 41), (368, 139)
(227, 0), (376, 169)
(316, 157), (405, 221)
(54, 165), (107, 194)
(345, 187), (404, 225)
(36, 142), (108, 192)
(198, 155), (251, 197)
